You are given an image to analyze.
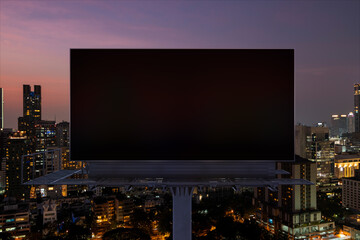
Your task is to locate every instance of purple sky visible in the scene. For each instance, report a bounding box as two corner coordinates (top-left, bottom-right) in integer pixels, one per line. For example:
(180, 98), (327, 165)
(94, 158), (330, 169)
(0, 0), (359, 129)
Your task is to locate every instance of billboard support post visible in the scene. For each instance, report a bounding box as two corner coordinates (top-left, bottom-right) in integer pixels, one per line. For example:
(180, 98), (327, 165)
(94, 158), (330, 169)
(170, 186), (194, 240)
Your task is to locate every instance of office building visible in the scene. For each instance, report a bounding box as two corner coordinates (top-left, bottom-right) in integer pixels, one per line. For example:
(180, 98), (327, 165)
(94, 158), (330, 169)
(0, 159), (5, 195)
(295, 125), (335, 188)
(18, 85), (41, 136)
(331, 114), (348, 137)
(22, 85), (41, 121)
(34, 120), (56, 152)
(348, 112), (355, 133)
(354, 84), (360, 132)
(56, 121), (69, 147)
(5, 131), (32, 200)
(0, 128), (14, 194)
(253, 156), (335, 239)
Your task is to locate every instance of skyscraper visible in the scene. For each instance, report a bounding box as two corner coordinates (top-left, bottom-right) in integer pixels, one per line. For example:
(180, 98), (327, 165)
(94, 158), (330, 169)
(348, 112), (355, 133)
(5, 131), (32, 200)
(330, 114), (347, 137)
(23, 84), (41, 121)
(295, 125), (335, 190)
(56, 121), (69, 147)
(354, 84), (360, 132)
(0, 88), (3, 129)
(18, 85), (41, 134)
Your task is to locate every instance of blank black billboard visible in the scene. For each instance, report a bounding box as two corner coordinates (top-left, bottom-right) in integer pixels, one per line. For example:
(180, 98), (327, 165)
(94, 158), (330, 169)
(71, 49), (294, 161)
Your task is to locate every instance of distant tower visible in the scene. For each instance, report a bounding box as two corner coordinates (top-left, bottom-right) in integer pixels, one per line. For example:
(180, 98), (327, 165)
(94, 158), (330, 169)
(354, 84), (360, 132)
(330, 114), (347, 137)
(0, 88), (3, 129)
(348, 112), (355, 133)
(23, 85), (41, 121)
(18, 85), (41, 134)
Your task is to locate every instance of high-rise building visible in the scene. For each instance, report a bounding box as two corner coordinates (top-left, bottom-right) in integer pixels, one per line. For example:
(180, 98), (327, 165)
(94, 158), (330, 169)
(0, 88), (3, 129)
(295, 125), (335, 189)
(253, 156), (335, 239)
(34, 120), (56, 151)
(0, 128), (14, 195)
(23, 85), (41, 121)
(348, 112), (355, 133)
(31, 120), (57, 179)
(5, 131), (32, 200)
(331, 114), (348, 137)
(18, 85), (41, 135)
(354, 84), (360, 132)
(56, 121), (82, 170)
(56, 121), (69, 147)
(342, 177), (360, 210)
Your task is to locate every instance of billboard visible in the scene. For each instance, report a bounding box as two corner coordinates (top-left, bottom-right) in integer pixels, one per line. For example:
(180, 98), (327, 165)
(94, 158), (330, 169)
(71, 49), (294, 163)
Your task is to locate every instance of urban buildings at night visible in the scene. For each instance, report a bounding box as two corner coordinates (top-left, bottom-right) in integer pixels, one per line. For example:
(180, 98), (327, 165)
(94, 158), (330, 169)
(295, 124), (335, 190)
(0, 1), (358, 239)
(330, 113), (355, 138)
(0, 82), (359, 239)
(253, 156), (335, 239)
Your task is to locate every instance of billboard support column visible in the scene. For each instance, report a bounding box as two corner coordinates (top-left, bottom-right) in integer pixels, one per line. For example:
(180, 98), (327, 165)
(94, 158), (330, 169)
(170, 186), (194, 240)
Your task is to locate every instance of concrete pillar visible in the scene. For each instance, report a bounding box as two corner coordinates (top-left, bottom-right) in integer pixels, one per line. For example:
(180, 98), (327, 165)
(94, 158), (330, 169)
(170, 186), (194, 240)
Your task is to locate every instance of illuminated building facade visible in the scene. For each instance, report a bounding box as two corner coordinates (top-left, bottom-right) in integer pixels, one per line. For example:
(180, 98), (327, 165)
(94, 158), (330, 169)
(0, 202), (30, 239)
(31, 120), (57, 179)
(91, 195), (134, 237)
(34, 120), (56, 152)
(56, 122), (81, 170)
(0, 128), (14, 195)
(92, 196), (115, 237)
(354, 83), (360, 133)
(5, 131), (32, 200)
(253, 156), (335, 239)
(342, 177), (360, 211)
(331, 114), (348, 137)
(348, 112), (355, 133)
(295, 125), (335, 188)
(116, 197), (134, 225)
(334, 154), (360, 179)
(18, 85), (41, 136)
(56, 121), (69, 147)
(23, 85), (41, 120)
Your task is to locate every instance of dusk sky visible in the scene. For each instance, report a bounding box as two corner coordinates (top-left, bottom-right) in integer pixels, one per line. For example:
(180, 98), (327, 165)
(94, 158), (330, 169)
(0, 0), (359, 129)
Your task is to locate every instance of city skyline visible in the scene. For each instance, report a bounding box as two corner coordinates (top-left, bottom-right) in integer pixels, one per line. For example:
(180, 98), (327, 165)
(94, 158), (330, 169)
(0, 1), (360, 129)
